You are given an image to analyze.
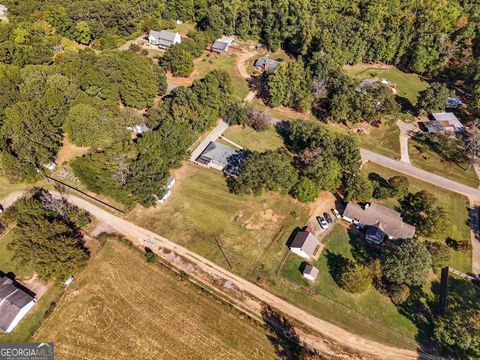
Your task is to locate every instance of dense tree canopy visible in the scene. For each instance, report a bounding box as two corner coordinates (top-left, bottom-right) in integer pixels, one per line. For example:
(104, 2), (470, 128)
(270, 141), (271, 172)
(2, 190), (90, 281)
(381, 239), (432, 286)
(400, 190), (448, 238)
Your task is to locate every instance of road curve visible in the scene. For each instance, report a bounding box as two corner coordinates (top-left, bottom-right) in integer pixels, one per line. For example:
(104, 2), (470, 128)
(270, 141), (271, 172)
(361, 149), (480, 200)
(55, 193), (417, 359)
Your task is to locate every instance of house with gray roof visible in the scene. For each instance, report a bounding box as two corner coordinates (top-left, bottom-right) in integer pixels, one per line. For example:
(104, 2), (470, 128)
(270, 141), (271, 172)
(289, 231), (319, 259)
(148, 30), (181, 49)
(254, 56), (283, 72)
(0, 276), (35, 333)
(196, 141), (237, 171)
(211, 36), (236, 54)
(343, 202), (415, 244)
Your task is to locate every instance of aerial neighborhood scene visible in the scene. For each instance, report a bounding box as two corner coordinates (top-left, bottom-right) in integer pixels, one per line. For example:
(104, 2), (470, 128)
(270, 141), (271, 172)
(0, 0), (479, 359)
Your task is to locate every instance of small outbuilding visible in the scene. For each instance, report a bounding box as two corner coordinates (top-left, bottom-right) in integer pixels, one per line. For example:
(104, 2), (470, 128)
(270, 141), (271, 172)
(289, 231), (319, 260)
(254, 56), (283, 72)
(302, 264), (319, 282)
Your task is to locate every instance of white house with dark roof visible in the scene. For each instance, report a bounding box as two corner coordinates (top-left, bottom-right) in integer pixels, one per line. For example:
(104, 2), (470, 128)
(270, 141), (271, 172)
(289, 231), (319, 259)
(148, 30), (181, 49)
(0, 276), (35, 333)
(343, 202), (415, 244)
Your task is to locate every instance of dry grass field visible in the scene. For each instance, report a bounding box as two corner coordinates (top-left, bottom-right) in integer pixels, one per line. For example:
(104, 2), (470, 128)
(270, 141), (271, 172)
(34, 240), (278, 360)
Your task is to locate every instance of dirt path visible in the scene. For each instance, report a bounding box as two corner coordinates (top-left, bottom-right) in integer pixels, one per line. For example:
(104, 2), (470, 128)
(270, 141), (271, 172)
(34, 192), (417, 359)
(236, 50), (258, 80)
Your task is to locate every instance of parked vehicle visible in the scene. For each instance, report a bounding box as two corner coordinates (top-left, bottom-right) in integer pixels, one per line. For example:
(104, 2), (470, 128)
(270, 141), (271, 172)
(316, 216), (329, 230)
(332, 209), (341, 219)
(324, 212), (334, 224)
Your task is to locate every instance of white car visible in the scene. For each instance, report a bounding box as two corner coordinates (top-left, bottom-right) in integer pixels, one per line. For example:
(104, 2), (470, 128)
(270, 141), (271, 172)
(316, 216), (329, 230)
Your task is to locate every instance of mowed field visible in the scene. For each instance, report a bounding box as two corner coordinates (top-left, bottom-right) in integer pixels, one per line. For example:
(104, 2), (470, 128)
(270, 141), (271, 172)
(345, 64), (428, 104)
(128, 163), (309, 280)
(35, 240), (278, 360)
(223, 125), (284, 152)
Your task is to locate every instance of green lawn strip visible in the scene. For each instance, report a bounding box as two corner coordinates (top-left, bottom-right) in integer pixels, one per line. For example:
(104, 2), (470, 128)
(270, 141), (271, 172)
(353, 122), (401, 159)
(280, 225), (418, 345)
(0, 287), (63, 343)
(408, 141), (479, 188)
(345, 65), (429, 105)
(222, 125), (284, 152)
(362, 162), (472, 272)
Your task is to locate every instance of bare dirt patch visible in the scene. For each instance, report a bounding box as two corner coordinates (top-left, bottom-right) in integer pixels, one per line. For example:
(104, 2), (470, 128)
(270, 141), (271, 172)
(55, 137), (89, 166)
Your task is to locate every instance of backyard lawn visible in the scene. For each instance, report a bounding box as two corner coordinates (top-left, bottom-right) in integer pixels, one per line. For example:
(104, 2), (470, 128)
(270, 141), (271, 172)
(128, 163), (309, 279)
(35, 239), (278, 359)
(281, 225), (418, 342)
(223, 125), (284, 152)
(193, 52), (249, 101)
(362, 162), (472, 272)
(409, 140), (479, 188)
(345, 64), (429, 105)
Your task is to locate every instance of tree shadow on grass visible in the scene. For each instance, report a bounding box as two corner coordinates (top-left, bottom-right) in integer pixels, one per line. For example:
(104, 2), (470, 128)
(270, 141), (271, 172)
(324, 250), (348, 286)
(395, 95), (416, 115)
(347, 228), (381, 265)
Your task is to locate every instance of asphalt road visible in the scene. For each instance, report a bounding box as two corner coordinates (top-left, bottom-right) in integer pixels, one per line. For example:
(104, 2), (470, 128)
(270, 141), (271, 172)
(361, 148), (480, 200)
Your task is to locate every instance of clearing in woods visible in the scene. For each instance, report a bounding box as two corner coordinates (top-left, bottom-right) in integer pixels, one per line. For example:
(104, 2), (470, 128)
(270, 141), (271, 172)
(34, 240), (278, 360)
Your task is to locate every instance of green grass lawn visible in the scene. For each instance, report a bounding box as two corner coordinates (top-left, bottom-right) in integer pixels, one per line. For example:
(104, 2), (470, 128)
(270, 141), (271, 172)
(345, 64), (429, 105)
(0, 230), (33, 278)
(281, 225), (419, 342)
(409, 140), (479, 188)
(362, 162), (472, 272)
(194, 52), (249, 101)
(328, 121), (401, 159)
(222, 125), (284, 152)
(128, 164), (421, 349)
(128, 163), (309, 278)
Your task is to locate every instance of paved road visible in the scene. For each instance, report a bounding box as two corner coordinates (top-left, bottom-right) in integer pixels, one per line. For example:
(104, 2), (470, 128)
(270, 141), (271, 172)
(189, 119), (229, 161)
(1, 191), (417, 359)
(361, 149), (480, 200)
